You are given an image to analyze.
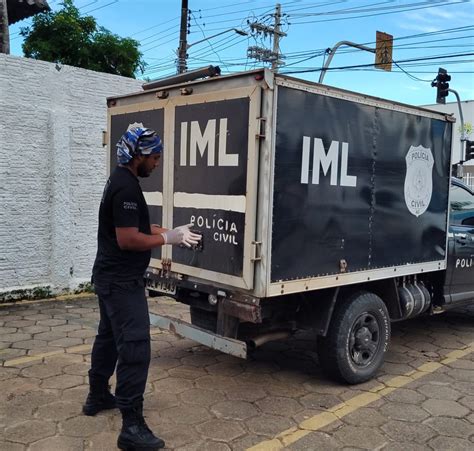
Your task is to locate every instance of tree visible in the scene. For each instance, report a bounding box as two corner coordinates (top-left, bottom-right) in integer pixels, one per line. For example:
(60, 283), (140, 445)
(20, 0), (145, 78)
(459, 123), (473, 139)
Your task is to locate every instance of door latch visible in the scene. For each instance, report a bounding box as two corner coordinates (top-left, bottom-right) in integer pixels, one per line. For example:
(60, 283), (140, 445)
(256, 117), (266, 139)
(251, 241), (262, 262)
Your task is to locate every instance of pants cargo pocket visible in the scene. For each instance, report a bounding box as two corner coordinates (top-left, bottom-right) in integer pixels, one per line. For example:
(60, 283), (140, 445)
(119, 330), (151, 365)
(111, 279), (144, 292)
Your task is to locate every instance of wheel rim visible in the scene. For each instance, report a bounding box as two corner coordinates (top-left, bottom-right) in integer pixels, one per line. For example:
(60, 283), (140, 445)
(348, 312), (381, 368)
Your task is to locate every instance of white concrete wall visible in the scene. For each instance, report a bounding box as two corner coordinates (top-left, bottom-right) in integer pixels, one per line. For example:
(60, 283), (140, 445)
(0, 54), (142, 296)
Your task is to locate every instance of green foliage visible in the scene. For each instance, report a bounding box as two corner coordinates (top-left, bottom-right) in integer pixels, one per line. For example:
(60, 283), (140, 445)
(459, 122), (473, 138)
(20, 0), (145, 78)
(74, 282), (94, 294)
(0, 286), (52, 303)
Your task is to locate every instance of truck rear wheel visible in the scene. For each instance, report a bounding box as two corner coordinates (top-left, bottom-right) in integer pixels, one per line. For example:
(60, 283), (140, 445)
(317, 291), (390, 384)
(190, 307), (217, 333)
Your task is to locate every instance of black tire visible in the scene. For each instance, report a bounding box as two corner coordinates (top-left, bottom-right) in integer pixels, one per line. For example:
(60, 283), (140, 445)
(317, 291), (390, 384)
(190, 307), (217, 333)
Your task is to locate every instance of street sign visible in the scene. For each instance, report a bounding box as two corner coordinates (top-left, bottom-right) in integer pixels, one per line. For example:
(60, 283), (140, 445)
(375, 31), (393, 72)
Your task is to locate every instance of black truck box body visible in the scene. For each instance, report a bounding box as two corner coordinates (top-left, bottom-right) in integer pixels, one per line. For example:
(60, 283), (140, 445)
(106, 69), (453, 298)
(272, 84), (451, 282)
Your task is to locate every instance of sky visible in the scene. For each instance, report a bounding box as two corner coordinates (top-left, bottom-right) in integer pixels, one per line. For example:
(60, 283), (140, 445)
(8, 0), (474, 106)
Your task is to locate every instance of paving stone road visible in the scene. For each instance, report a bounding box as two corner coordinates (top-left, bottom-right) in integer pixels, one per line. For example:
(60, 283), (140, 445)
(1, 295), (474, 450)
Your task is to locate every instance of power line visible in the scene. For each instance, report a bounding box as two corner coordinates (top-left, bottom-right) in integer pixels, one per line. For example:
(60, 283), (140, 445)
(314, 68), (474, 74)
(392, 60), (432, 82)
(77, 1), (99, 10)
(130, 17), (180, 38)
(139, 24), (180, 46)
(190, 12), (235, 72)
(139, 24), (473, 60)
(133, 1), (291, 41)
(287, 0), (443, 17)
(12, 0), (471, 86)
(191, 1), (300, 20)
(10, 0), (119, 39)
(281, 52), (474, 75)
(189, 34), (246, 59)
(287, 0), (470, 24)
(81, 0), (118, 14)
(256, 27), (474, 62)
(141, 35), (179, 54)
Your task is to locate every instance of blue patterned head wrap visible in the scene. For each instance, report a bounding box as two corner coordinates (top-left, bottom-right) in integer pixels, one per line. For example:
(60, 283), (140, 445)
(116, 126), (163, 164)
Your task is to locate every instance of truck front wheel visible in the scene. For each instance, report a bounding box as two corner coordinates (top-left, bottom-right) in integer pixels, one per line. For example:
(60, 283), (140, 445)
(317, 291), (390, 384)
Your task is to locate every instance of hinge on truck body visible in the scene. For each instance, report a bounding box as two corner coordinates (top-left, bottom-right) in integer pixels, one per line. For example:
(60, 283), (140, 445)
(251, 241), (262, 262)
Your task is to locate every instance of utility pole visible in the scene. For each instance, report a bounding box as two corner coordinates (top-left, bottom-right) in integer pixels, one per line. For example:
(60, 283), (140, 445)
(271, 3), (282, 71)
(0, 0), (10, 54)
(177, 0), (189, 74)
(247, 3), (286, 72)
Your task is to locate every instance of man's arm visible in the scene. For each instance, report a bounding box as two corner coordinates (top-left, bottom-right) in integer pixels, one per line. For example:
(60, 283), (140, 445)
(116, 224), (202, 250)
(150, 224), (167, 235)
(116, 227), (165, 251)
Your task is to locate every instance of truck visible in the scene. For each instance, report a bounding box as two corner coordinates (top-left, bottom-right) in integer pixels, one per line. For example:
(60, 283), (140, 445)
(106, 68), (474, 384)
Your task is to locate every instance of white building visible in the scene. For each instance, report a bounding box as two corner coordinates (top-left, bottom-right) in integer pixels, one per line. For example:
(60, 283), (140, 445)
(423, 100), (474, 166)
(423, 100), (474, 189)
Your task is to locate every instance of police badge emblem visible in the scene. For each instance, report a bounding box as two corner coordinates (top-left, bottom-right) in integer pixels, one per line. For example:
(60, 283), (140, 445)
(404, 145), (434, 217)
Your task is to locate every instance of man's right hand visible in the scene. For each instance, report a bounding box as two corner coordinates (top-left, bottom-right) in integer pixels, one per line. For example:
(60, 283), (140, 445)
(160, 224), (202, 247)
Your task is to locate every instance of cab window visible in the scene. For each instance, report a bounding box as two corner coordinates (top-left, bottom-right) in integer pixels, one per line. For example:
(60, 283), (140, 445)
(450, 184), (474, 226)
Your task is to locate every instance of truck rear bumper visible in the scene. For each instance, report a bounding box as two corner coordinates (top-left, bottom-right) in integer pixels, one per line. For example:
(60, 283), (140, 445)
(149, 313), (248, 359)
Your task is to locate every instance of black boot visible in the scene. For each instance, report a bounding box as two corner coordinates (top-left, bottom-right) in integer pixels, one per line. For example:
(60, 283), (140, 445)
(118, 404), (165, 450)
(82, 383), (117, 416)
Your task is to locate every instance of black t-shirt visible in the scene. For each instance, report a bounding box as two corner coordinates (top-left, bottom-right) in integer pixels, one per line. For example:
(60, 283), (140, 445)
(92, 166), (151, 283)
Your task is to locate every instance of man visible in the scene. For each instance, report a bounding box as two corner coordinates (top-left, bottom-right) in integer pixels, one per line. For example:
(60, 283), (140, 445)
(83, 126), (201, 450)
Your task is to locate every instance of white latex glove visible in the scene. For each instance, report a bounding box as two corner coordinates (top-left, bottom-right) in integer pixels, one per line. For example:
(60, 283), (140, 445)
(160, 224), (202, 247)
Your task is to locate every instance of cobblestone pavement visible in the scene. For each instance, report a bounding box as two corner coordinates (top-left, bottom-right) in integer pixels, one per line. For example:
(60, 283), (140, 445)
(1, 295), (474, 450)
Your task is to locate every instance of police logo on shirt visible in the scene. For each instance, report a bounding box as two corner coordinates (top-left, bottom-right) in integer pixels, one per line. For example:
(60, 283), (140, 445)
(123, 201), (138, 210)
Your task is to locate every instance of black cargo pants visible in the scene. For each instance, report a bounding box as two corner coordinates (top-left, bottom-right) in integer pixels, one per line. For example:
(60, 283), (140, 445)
(89, 279), (151, 409)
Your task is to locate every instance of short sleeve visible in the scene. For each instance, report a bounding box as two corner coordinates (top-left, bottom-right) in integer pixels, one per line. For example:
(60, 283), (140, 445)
(112, 186), (141, 228)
